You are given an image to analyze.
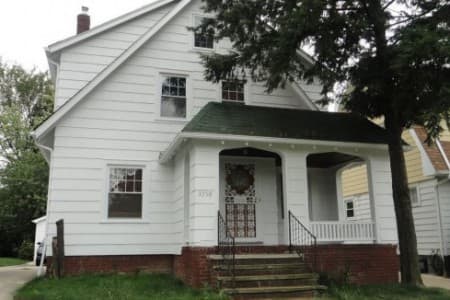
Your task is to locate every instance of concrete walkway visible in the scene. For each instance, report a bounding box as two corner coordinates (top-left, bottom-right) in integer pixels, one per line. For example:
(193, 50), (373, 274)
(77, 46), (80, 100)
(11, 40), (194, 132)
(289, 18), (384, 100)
(423, 274), (450, 291)
(0, 263), (38, 300)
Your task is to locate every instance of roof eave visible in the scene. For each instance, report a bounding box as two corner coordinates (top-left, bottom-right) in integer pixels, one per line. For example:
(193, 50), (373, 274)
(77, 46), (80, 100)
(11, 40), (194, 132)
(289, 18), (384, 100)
(46, 0), (177, 55)
(159, 131), (390, 164)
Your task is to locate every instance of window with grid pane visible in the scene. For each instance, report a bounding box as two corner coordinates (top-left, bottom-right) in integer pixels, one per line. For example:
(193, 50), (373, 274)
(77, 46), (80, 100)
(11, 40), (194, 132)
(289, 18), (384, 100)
(345, 199), (355, 219)
(222, 81), (244, 102)
(161, 77), (186, 118)
(194, 16), (213, 49)
(108, 168), (142, 218)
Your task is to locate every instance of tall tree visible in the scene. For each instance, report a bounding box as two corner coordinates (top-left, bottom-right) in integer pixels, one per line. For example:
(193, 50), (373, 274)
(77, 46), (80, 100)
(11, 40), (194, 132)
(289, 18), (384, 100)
(0, 61), (53, 256)
(196, 0), (450, 285)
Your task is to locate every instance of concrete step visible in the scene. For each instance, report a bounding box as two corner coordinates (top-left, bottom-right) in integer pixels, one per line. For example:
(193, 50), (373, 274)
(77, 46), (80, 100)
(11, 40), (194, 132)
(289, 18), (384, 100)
(208, 253), (299, 260)
(218, 273), (318, 282)
(223, 285), (327, 298)
(217, 273), (319, 288)
(213, 263), (310, 275)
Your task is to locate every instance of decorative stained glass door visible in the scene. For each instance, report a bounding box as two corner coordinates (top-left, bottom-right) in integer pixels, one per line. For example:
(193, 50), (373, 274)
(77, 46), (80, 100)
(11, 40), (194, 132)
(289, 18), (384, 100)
(224, 163), (257, 238)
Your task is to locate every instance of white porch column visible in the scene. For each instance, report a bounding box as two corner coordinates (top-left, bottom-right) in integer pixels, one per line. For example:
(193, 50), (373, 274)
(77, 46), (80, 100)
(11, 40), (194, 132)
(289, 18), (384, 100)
(282, 149), (309, 244)
(188, 142), (220, 247)
(367, 152), (398, 244)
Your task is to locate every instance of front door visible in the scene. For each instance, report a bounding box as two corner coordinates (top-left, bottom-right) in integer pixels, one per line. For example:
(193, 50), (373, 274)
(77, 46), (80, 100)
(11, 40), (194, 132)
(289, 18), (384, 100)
(221, 159), (258, 242)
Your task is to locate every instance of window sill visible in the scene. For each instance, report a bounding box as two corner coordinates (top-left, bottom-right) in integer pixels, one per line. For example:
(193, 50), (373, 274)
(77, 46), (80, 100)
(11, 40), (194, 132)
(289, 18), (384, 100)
(189, 47), (215, 54)
(100, 219), (150, 224)
(154, 117), (189, 124)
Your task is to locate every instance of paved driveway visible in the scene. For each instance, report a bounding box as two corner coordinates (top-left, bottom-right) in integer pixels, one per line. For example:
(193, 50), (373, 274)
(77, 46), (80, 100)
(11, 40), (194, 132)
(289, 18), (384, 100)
(0, 263), (38, 300)
(423, 274), (450, 291)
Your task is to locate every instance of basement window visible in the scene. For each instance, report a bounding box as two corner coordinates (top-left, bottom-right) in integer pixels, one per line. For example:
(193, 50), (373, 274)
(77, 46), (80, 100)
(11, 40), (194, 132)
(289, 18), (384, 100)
(108, 167), (142, 218)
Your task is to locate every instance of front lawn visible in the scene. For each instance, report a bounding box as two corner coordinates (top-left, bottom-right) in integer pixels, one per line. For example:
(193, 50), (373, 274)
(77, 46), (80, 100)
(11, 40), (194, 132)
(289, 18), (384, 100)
(326, 284), (450, 300)
(16, 273), (228, 300)
(0, 257), (27, 267)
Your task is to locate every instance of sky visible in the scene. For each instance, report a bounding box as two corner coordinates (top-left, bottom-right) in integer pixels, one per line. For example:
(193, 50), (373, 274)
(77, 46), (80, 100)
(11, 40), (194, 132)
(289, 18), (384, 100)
(0, 0), (157, 72)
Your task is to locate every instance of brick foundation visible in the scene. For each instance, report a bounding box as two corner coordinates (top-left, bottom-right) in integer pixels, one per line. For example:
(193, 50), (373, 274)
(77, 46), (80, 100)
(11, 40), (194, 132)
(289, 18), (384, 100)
(306, 244), (399, 285)
(47, 244), (399, 286)
(47, 255), (173, 276)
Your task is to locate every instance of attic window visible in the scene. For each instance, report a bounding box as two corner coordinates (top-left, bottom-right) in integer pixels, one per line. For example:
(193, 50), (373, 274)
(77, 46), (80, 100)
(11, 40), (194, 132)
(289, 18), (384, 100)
(194, 16), (213, 49)
(222, 81), (244, 102)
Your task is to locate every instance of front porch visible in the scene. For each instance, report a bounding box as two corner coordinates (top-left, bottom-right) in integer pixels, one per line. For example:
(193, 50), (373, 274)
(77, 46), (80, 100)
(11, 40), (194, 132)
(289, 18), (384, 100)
(163, 102), (399, 289)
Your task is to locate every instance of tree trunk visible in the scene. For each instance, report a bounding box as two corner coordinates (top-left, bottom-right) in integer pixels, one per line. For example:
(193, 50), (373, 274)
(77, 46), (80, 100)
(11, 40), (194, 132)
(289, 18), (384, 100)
(385, 114), (423, 286)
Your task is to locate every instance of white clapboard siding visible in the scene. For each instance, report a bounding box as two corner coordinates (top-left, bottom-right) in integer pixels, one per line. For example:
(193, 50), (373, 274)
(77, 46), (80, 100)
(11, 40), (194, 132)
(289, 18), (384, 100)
(410, 180), (441, 255)
(54, 3), (176, 108)
(46, 0), (325, 256)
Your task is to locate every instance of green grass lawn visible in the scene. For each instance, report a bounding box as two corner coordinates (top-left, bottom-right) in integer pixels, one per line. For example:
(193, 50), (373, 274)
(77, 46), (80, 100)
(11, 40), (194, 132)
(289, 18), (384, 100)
(0, 257), (27, 267)
(326, 284), (450, 300)
(16, 274), (229, 300)
(16, 273), (450, 300)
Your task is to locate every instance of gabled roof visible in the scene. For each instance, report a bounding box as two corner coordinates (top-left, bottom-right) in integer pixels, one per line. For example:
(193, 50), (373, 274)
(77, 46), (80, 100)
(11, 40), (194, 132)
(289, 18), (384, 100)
(46, 0), (178, 55)
(183, 102), (390, 144)
(414, 127), (450, 172)
(34, 0), (319, 141)
(33, 0), (192, 140)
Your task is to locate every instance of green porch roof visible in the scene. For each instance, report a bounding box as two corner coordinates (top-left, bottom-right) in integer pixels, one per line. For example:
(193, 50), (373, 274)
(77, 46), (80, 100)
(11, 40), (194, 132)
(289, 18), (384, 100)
(182, 102), (390, 144)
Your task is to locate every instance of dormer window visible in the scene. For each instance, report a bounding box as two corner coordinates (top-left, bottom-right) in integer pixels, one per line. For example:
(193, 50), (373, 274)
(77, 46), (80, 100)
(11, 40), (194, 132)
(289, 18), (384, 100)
(222, 81), (244, 102)
(194, 16), (213, 49)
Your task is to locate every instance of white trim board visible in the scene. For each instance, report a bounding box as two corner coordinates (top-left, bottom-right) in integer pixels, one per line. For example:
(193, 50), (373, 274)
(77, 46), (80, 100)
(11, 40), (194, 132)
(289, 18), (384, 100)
(159, 131), (392, 163)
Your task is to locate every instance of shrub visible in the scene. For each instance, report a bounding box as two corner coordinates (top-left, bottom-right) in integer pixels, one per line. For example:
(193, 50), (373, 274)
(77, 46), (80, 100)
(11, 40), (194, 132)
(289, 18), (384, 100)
(18, 240), (34, 260)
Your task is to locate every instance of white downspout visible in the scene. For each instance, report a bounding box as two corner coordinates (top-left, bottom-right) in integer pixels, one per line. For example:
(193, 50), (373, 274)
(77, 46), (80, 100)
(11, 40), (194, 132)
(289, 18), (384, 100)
(34, 136), (53, 277)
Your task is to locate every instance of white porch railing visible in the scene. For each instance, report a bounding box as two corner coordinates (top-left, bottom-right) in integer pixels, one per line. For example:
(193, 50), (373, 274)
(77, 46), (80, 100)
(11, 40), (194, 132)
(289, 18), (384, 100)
(310, 221), (376, 242)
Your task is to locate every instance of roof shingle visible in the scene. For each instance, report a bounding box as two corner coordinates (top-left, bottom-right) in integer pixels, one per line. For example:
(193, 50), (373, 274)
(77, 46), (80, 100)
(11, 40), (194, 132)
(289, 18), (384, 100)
(182, 102), (390, 145)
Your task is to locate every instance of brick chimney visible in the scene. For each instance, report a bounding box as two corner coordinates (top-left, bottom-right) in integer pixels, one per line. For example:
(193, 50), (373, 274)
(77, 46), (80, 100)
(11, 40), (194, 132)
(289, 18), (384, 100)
(77, 6), (90, 34)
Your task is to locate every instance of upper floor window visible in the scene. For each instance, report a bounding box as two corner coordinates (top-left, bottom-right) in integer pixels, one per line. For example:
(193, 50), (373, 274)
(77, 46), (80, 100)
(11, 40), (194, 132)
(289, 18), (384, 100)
(409, 186), (420, 206)
(194, 16), (213, 49)
(222, 81), (244, 102)
(108, 167), (142, 218)
(345, 199), (355, 219)
(161, 76), (186, 118)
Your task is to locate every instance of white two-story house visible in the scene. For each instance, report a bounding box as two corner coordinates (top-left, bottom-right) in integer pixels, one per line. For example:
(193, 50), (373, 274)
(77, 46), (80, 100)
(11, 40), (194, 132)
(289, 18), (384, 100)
(34, 0), (399, 296)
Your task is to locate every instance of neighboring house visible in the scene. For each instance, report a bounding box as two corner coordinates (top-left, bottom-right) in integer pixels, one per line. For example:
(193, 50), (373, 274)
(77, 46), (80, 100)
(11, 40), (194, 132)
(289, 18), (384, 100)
(33, 0), (399, 295)
(32, 216), (46, 264)
(341, 126), (450, 275)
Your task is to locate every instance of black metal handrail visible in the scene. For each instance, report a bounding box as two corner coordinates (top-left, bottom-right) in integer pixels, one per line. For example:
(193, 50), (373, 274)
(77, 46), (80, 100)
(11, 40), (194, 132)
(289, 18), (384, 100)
(217, 210), (235, 287)
(288, 210), (318, 272)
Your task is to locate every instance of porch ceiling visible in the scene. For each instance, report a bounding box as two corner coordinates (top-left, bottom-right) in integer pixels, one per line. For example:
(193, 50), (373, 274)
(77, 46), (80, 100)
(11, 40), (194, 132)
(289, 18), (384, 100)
(183, 102), (390, 144)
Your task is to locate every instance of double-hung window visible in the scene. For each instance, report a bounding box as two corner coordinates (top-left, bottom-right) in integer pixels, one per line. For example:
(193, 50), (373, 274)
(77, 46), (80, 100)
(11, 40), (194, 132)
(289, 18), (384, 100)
(345, 199), (355, 219)
(161, 76), (187, 118)
(194, 16), (213, 49)
(222, 81), (245, 102)
(108, 167), (143, 218)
